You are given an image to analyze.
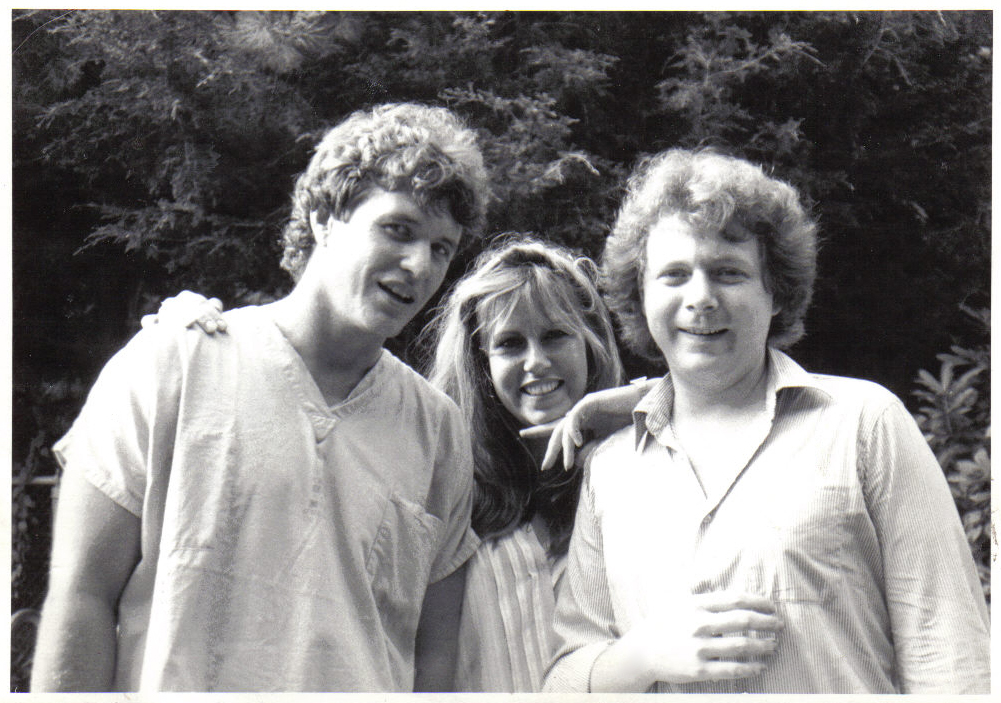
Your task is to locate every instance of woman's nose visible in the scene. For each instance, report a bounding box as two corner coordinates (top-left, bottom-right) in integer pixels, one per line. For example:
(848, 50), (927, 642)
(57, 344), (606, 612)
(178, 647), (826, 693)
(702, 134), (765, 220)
(524, 340), (551, 372)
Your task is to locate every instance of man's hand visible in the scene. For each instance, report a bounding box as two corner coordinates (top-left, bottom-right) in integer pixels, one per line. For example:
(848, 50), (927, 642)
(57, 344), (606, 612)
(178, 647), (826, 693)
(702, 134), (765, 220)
(590, 591), (783, 692)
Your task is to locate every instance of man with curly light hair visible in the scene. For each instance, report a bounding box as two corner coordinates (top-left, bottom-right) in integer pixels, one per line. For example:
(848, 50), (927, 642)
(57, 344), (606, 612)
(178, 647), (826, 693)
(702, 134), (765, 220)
(545, 148), (989, 694)
(33, 103), (490, 693)
(600, 148), (817, 358)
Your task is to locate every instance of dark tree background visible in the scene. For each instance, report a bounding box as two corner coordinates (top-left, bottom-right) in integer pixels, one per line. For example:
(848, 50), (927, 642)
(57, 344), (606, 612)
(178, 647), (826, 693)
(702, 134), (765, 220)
(10, 10), (991, 690)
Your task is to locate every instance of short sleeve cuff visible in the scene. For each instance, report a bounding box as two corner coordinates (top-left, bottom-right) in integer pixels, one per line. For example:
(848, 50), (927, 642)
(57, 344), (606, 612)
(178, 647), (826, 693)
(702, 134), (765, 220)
(429, 524), (480, 583)
(53, 430), (144, 517)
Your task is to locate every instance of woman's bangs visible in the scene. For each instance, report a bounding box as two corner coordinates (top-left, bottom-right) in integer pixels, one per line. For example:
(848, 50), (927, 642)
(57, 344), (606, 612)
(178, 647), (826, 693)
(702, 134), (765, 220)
(476, 268), (583, 338)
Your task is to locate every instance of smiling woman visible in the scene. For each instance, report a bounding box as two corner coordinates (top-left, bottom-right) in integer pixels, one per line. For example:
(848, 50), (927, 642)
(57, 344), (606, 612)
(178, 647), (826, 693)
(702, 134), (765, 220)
(424, 235), (623, 691)
(483, 296), (590, 428)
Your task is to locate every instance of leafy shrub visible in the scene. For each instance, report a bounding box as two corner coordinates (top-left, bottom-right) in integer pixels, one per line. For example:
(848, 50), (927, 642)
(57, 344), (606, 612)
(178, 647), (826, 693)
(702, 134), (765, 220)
(911, 305), (990, 602)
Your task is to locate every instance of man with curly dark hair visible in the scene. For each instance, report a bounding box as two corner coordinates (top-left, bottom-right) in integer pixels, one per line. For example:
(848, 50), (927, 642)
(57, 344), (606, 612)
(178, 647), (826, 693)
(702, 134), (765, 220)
(32, 103), (491, 692)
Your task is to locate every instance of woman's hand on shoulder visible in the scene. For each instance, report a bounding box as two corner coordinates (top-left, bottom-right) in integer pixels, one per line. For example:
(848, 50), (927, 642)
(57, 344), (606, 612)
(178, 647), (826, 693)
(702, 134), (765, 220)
(520, 378), (660, 471)
(140, 290), (227, 335)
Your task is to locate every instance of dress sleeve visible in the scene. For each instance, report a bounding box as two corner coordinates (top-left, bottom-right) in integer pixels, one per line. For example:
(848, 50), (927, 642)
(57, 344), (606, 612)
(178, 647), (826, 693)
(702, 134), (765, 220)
(52, 326), (182, 517)
(426, 402), (480, 583)
(860, 395), (990, 693)
(542, 465), (618, 692)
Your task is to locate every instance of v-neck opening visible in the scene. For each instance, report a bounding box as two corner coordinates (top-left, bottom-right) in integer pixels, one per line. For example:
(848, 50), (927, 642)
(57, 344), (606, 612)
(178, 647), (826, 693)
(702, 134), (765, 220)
(256, 309), (388, 420)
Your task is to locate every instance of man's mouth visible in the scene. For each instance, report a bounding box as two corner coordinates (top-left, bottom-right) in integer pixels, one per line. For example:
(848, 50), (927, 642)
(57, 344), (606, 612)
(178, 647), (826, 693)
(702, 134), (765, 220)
(378, 282), (415, 305)
(522, 379), (563, 396)
(680, 326), (726, 337)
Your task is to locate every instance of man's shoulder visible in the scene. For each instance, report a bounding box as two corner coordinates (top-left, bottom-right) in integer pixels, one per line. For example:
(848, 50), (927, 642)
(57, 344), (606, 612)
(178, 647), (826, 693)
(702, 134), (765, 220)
(793, 370), (900, 412)
(588, 424), (639, 469)
(378, 351), (463, 418)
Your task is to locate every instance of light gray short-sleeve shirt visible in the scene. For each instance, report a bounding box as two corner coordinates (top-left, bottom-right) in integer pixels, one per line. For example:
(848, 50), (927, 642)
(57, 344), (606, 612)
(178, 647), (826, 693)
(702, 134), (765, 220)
(54, 305), (479, 692)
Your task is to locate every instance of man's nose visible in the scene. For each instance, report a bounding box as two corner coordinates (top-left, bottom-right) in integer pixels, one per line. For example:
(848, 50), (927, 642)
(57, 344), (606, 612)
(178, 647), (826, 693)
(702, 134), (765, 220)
(400, 240), (432, 278)
(684, 272), (718, 312)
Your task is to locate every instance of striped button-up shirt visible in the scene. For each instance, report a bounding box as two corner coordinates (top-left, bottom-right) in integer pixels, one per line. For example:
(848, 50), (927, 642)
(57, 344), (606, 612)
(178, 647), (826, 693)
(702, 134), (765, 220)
(545, 349), (989, 693)
(455, 523), (566, 691)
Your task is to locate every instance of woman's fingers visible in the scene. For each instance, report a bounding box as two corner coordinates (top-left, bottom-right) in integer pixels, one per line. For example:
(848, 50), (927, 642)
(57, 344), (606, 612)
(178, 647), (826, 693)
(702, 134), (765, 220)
(518, 421), (558, 440)
(561, 424), (577, 471)
(519, 420), (564, 471)
(518, 416), (586, 472)
(142, 291), (227, 334)
(197, 298), (227, 333)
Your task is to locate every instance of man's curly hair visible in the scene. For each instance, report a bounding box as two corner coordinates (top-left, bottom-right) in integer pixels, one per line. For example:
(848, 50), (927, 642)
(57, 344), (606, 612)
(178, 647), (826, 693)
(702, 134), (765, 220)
(280, 103), (491, 280)
(601, 148), (818, 362)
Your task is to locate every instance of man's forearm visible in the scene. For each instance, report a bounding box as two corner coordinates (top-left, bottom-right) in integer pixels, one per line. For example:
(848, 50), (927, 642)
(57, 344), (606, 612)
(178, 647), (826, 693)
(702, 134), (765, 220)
(31, 590), (119, 692)
(413, 565), (466, 691)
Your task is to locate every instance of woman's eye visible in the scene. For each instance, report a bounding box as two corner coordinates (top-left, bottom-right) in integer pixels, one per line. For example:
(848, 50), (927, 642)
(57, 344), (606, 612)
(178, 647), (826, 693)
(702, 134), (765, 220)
(543, 329), (570, 344)
(492, 336), (524, 351)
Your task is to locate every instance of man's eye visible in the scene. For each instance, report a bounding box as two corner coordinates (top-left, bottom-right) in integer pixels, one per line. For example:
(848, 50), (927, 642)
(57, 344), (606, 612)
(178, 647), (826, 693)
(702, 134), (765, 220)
(659, 269), (689, 284)
(432, 242), (454, 260)
(716, 268), (747, 282)
(382, 223), (412, 239)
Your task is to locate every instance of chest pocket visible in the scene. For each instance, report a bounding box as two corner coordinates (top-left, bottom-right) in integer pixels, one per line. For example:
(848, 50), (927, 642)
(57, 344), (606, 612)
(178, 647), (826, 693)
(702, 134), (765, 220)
(367, 492), (444, 641)
(766, 483), (851, 604)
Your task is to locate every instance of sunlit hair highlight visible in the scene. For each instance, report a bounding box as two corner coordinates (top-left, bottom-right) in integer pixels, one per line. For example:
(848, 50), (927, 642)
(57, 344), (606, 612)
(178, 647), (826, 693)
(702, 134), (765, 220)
(602, 148), (818, 361)
(425, 234), (623, 553)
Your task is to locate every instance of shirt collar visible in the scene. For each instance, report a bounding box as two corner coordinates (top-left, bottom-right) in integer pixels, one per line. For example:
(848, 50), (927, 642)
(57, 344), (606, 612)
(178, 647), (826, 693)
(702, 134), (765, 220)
(631, 347), (819, 452)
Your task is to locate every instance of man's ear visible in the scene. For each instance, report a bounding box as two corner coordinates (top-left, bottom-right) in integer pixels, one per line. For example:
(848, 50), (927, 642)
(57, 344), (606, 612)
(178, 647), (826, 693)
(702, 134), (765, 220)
(309, 210), (329, 247)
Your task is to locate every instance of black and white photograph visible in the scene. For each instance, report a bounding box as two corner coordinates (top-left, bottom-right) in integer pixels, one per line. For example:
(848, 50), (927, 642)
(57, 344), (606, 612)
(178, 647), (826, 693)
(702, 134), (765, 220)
(9, 9), (991, 695)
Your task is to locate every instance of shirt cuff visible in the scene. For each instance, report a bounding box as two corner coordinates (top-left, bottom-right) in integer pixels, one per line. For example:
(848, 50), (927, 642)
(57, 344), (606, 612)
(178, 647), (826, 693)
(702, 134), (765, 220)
(429, 524), (480, 583)
(53, 433), (144, 517)
(543, 639), (614, 692)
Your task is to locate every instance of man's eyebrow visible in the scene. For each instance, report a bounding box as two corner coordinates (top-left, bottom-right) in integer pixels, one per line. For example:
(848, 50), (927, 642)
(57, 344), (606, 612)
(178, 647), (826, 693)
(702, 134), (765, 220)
(710, 255), (753, 265)
(377, 212), (420, 222)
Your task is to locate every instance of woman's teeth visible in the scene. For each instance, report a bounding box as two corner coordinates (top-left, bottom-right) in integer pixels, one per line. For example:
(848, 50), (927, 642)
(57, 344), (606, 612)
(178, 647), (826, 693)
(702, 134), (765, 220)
(522, 379), (561, 396)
